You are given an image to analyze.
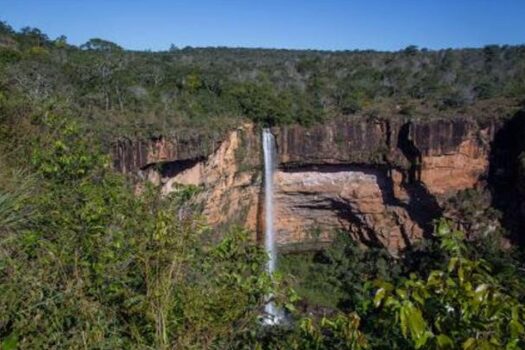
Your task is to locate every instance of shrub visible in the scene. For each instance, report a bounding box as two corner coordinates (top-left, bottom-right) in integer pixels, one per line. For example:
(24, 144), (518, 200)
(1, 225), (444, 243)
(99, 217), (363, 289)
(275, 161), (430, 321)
(374, 220), (525, 349)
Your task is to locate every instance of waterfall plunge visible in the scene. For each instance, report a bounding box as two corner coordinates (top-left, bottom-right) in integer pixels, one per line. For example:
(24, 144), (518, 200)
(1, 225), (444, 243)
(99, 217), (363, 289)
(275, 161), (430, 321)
(262, 128), (282, 325)
(263, 129), (277, 281)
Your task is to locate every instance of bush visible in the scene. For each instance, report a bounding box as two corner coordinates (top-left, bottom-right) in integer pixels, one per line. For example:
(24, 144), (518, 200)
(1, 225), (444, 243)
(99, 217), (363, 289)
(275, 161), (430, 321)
(374, 220), (525, 349)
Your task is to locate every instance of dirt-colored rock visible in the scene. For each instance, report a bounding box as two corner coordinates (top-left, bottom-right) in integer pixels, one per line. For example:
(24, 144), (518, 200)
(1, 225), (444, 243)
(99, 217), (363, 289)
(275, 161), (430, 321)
(420, 138), (488, 196)
(112, 132), (224, 174)
(113, 116), (498, 253)
(157, 124), (262, 238)
(274, 167), (423, 253)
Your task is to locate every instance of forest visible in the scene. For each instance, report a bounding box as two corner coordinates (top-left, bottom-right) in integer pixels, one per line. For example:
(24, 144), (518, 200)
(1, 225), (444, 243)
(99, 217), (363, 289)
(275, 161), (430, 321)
(1, 21), (524, 139)
(1, 21), (525, 349)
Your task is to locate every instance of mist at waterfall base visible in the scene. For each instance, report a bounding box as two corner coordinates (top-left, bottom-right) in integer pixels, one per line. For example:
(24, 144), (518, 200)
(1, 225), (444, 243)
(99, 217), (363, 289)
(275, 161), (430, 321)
(262, 128), (284, 326)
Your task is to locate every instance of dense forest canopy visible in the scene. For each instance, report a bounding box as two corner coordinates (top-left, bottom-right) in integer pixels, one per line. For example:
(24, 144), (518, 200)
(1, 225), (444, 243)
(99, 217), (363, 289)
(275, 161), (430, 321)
(0, 20), (524, 140)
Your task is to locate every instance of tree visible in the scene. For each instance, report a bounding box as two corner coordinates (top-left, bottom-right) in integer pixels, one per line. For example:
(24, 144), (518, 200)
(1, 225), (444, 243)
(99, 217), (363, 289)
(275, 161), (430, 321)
(0, 21), (14, 35)
(19, 26), (49, 47)
(53, 35), (67, 49)
(80, 38), (123, 52)
(403, 45), (419, 56)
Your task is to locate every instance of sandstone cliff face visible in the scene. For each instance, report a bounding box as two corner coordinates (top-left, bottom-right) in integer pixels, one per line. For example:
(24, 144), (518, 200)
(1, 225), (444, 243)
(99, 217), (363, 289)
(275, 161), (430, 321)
(268, 117), (494, 251)
(113, 116), (497, 253)
(112, 132), (223, 174)
(144, 124), (263, 236)
(419, 138), (488, 195)
(274, 167), (422, 252)
(274, 117), (493, 194)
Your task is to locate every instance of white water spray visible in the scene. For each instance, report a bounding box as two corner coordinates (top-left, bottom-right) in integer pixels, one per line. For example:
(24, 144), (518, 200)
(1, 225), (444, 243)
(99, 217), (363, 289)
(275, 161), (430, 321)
(262, 128), (282, 325)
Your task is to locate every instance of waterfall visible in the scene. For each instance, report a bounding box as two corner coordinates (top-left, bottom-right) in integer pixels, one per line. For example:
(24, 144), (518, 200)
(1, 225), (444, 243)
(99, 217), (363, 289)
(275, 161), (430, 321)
(263, 128), (276, 280)
(262, 128), (282, 325)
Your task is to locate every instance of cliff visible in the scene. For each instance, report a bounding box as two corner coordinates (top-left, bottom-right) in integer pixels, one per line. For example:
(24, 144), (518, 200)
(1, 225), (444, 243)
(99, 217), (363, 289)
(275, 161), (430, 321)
(112, 132), (223, 174)
(112, 115), (505, 253)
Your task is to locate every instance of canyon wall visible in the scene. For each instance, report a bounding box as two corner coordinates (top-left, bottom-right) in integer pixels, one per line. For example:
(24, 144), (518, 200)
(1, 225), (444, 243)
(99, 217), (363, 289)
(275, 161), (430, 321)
(112, 116), (499, 253)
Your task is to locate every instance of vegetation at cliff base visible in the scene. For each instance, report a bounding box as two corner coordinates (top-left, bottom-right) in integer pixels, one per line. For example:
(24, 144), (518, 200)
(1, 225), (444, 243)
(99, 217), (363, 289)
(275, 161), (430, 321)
(280, 223), (525, 349)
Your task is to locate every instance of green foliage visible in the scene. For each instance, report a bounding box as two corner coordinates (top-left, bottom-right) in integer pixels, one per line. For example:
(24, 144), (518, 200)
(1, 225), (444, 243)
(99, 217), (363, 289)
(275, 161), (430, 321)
(339, 91), (365, 114)
(0, 48), (21, 65)
(0, 177), (30, 232)
(279, 233), (410, 349)
(374, 220), (525, 349)
(0, 21), (524, 138)
(403, 45), (419, 56)
(280, 232), (399, 313)
(0, 151), (33, 234)
(230, 81), (295, 126)
(290, 313), (368, 349)
(280, 251), (342, 309)
(0, 21), (14, 35)
(31, 114), (108, 182)
(0, 115), (283, 348)
(80, 38), (123, 52)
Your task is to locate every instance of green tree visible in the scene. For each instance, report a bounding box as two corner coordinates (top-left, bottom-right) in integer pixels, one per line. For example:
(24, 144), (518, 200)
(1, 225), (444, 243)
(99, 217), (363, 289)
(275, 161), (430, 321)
(80, 38), (123, 52)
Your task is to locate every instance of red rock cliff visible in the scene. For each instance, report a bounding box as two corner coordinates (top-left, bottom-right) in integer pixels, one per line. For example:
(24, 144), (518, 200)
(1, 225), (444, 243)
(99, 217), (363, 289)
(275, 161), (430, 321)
(112, 116), (498, 253)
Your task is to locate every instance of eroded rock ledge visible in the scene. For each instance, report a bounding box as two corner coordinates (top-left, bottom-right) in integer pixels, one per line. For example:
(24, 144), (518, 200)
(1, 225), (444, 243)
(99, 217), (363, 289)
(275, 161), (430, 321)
(112, 116), (499, 253)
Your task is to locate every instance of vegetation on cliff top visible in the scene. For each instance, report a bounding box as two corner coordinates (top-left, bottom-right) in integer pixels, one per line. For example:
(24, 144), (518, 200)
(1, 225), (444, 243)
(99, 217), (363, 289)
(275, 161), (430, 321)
(1, 20), (524, 141)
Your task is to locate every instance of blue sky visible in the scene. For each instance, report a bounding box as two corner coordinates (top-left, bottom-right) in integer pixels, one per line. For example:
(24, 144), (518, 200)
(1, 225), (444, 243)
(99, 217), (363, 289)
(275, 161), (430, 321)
(1, 0), (524, 51)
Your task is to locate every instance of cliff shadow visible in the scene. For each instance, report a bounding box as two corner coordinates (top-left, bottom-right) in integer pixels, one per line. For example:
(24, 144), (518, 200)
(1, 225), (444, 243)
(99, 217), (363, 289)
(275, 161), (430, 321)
(393, 122), (442, 238)
(151, 157), (205, 178)
(397, 122), (421, 182)
(256, 174), (265, 244)
(488, 110), (525, 244)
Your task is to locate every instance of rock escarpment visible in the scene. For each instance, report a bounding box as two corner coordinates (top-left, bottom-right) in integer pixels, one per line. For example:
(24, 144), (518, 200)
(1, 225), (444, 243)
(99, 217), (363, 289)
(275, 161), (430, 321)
(274, 166), (423, 252)
(112, 132), (223, 174)
(113, 115), (500, 253)
(270, 117), (494, 252)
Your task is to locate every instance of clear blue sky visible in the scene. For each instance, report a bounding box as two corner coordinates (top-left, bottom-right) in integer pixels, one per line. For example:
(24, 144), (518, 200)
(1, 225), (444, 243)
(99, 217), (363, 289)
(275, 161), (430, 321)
(1, 0), (524, 51)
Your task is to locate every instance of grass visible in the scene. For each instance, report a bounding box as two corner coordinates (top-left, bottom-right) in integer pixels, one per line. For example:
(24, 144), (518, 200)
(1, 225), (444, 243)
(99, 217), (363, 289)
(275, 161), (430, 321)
(0, 155), (34, 233)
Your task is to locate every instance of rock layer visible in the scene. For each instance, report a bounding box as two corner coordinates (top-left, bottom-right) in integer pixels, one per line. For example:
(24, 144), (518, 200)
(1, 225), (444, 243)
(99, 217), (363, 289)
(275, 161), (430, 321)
(113, 116), (498, 253)
(274, 166), (423, 252)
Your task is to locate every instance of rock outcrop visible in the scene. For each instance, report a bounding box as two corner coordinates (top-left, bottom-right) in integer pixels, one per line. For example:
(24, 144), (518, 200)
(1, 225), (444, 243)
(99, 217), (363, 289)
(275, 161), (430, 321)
(112, 115), (499, 253)
(274, 166), (423, 252)
(112, 132), (223, 174)
(138, 124), (263, 235)
(274, 117), (494, 194)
